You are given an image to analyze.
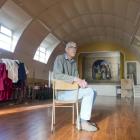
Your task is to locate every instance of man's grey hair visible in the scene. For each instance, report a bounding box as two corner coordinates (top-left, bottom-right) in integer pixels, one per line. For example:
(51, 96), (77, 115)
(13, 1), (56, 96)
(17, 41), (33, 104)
(65, 41), (77, 49)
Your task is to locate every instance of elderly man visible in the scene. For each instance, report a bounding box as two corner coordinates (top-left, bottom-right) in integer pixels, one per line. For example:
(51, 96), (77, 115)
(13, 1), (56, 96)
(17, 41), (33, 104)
(53, 41), (97, 132)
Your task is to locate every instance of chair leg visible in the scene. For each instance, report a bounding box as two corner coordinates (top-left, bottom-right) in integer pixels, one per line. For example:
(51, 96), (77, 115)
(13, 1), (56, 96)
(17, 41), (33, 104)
(51, 105), (54, 132)
(76, 102), (80, 130)
(72, 104), (74, 124)
(54, 105), (55, 124)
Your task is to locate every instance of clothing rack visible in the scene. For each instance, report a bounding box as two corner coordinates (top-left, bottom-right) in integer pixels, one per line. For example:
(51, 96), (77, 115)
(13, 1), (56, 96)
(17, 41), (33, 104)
(0, 59), (27, 103)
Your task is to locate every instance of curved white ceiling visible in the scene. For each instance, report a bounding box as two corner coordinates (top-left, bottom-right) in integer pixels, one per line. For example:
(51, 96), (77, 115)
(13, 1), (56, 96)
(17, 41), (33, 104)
(11, 0), (140, 47)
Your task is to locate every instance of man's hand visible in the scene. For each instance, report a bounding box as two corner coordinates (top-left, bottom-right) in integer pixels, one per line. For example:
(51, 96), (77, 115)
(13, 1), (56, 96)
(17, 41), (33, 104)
(74, 77), (88, 88)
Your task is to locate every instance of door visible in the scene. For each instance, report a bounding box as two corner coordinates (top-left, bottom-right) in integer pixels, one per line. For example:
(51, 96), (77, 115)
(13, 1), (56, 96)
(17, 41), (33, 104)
(126, 62), (137, 85)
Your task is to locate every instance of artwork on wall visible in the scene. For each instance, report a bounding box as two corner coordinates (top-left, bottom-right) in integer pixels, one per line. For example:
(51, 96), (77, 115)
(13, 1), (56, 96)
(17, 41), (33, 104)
(126, 62), (137, 85)
(92, 60), (112, 80)
(82, 51), (120, 83)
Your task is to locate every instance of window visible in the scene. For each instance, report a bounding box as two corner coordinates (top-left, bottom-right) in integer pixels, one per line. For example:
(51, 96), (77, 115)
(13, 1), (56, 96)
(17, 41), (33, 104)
(34, 47), (47, 63)
(34, 33), (60, 64)
(0, 24), (13, 52)
(0, 0), (32, 53)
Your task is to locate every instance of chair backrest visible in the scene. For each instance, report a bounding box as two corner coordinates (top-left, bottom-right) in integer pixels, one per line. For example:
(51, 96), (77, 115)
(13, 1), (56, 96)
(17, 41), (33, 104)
(49, 71), (79, 102)
(53, 80), (78, 90)
(49, 70), (78, 90)
(121, 79), (134, 90)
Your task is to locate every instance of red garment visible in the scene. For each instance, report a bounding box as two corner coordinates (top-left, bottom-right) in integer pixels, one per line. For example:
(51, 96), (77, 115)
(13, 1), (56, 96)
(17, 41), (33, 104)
(0, 63), (7, 91)
(3, 76), (12, 100)
(0, 64), (12, 101)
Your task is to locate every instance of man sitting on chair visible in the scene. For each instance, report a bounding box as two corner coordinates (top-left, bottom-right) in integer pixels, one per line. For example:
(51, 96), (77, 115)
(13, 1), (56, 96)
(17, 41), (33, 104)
(53, 41), (97, 132)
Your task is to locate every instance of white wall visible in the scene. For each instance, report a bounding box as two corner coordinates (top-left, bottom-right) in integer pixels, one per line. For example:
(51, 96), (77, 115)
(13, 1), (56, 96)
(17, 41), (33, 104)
(88, 84), (118, 96)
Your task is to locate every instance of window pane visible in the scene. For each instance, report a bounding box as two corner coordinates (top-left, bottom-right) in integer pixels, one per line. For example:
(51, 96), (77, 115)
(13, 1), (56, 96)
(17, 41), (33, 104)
(35, 51), (39, 56)
(34, 54), (39, 61)
(0, 33), (12, 44)
(33, 47), (47, 64)
(0, 25), (14, 52)
(45, 55), (49, 62)
(39, 57), (45, 63)
(40, 52), (45, 58)
(1, 26), (12, 36)
(39, 47), (45, 53)
(0, 41), (11, 51)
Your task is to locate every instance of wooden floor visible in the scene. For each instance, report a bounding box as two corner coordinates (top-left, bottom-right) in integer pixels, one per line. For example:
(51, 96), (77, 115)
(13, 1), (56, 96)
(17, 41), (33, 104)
(0, 96), (140, 140)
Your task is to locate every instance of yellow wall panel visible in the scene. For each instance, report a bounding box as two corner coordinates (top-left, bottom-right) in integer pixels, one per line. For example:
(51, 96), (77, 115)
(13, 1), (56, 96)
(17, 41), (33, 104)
(77, 42), (138, 78)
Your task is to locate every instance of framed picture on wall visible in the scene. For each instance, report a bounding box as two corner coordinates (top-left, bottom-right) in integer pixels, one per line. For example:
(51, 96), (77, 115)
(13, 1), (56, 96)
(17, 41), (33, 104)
(81, 51), (120, 83)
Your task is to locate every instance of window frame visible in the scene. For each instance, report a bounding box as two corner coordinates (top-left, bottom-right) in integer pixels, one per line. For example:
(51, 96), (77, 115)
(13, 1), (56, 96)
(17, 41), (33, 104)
(0, 24), (13, 52)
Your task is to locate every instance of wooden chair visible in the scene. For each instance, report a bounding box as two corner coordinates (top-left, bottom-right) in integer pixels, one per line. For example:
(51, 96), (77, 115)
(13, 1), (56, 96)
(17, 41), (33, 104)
(49, 72), (80, 132)
(121, 79), (134, 97)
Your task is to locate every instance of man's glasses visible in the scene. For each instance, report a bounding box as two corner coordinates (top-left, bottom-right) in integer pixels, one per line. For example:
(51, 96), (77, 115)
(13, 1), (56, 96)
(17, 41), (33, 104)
(68, 46), (77, 49)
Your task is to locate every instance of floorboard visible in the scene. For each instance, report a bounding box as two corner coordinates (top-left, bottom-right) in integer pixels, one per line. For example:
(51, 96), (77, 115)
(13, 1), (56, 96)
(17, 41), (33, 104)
(0, 96), (140, 140)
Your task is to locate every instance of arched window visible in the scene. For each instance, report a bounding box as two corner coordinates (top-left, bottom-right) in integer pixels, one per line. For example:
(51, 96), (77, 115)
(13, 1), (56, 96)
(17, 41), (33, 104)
(0, 0), (32, 53)
(34, 33), (60, 64)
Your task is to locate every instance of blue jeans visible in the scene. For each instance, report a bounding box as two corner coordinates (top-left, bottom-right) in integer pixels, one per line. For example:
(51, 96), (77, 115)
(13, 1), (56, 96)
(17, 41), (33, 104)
(57, 87), (97, 120)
